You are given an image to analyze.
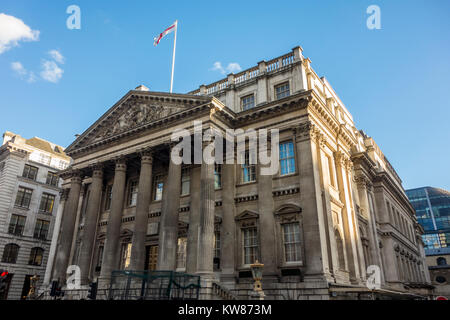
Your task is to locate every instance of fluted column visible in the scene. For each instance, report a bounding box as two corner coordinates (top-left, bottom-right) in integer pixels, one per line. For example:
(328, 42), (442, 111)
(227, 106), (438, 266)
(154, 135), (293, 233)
(130, 150), (154, 270)
(100, 157), (127, 282)
(45, 189), (69, 285)
(294, 121), (328, 278)
(186, 165), (201, 273)
(78, 163), (104, 284)
(157, 144), (182, 270)
(197, 143), (215, 276)
(334, 152), (360, 282)
(53, 170), (82, 282)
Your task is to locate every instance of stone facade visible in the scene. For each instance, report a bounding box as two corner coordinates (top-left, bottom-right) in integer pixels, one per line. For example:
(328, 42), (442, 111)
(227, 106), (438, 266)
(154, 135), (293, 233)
(0, 132), (70, 299)
(48, 46), (431, 299)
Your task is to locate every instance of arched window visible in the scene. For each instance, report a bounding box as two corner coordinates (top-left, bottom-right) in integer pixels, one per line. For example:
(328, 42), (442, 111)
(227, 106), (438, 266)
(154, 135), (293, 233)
(28, 247), (44, 266)
(437, 257), (447, 266)
(2, 243), (20, 263)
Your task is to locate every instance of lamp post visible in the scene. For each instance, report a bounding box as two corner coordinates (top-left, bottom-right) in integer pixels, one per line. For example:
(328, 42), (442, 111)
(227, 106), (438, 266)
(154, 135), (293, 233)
(250, 260), (265, 300)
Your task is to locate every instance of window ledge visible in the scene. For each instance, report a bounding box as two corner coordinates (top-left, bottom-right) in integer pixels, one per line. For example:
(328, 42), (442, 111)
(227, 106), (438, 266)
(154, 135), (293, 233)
(274, 172), (298, 180)
(237, 181), (257, 187)
(14, 206), (30, 211)
(281, 261), (303, 268)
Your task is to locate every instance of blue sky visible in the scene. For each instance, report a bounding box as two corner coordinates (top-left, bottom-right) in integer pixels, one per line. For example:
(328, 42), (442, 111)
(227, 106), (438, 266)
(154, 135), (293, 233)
(0, 0), (449, 191)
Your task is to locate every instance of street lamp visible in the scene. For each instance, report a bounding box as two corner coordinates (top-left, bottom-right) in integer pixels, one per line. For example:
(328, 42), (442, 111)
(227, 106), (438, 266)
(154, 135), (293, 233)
(250, 260), (265, 300)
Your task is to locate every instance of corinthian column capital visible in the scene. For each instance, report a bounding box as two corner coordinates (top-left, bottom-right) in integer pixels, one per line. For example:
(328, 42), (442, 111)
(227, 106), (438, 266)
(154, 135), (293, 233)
(90, 162), (104, 179)
(293, 120), (319, 141)
(138, 147), (154, 164)
(112, 156), (127, 171)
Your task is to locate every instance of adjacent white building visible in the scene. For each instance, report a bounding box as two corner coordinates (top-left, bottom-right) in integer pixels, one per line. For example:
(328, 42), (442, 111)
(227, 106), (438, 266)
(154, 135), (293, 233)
(0, 131), (70, 299)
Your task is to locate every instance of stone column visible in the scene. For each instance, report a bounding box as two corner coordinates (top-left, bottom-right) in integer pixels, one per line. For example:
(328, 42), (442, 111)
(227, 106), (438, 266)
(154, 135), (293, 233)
(257, 160), (277, 276)
(157, 144), (182, 271)
(186, 165), (201, 273)
(78, 163), (104, 284)
(355, 177), (382, 276)
(334, 152), (360, 283)
(44, 189), (69, 286)
(53, 170), (83, 282)
(100, 157), (127, 283)
(220, 158), (236, 281)
(130, 150), (154, 271)
(196, 143), (215, 276)
(294, 121), (328, 279)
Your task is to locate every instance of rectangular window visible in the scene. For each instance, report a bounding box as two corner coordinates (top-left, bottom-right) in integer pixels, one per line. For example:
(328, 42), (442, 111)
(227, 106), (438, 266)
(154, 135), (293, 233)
(243, 227), (258, 265)
(120, 243), (132, 270)
(15, 187), (33, 209)
(275, 82), (290, 100)
(146, 245), (158, 271)
(154, 176), (164, 201)
(9, 214), (26, 236)
(96, 246), (104, 269)
(241, 150), (256, 183)
(214, 164), (222, 189)
(279, 141), (295, 175)
(28, 248), (44, 266)
(33, 219), (50, 240)
(127, 180), (138, 207)
(282, 223), (302, 262)
(176, 237), (187, 269)
(104, 185), (113, 210)
(39, 193), (55, 214)
(214, 230), (221, 259)
(241, 94), (255, 111)
(46, 171), (59, 186)
(22, 165), (38, 180)
(181, 169), (190, 196)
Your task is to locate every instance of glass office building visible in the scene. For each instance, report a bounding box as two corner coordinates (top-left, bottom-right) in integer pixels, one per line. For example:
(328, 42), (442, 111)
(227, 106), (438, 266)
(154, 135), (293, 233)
(406, 187), (450, 253)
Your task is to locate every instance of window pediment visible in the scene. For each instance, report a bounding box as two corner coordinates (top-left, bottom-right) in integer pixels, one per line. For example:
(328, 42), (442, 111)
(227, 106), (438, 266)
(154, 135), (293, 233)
(235, 210), (259, 221)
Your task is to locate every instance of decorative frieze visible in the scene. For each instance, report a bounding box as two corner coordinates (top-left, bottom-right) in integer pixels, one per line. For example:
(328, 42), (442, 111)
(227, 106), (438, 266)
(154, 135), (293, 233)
(234, 194), (258, 203)
(272, 187), (300, 197)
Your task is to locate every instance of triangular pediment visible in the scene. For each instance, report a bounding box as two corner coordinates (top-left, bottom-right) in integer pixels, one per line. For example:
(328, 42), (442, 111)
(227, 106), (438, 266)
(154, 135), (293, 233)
(65, 88), (212, 154)
(235, 210), (259, 221)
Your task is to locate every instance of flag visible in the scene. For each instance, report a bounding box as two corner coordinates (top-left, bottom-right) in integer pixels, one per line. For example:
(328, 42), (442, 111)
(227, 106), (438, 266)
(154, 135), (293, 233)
(153, 21), (177, 46)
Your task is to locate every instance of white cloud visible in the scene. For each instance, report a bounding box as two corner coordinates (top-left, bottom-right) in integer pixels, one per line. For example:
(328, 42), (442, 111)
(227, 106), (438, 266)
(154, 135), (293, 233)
(226, 62), (242, 73)
(11, 61), (27, 75)
(210, 61), (242, 75)
(48, 49), (65, 64)
(211, 61), (226, 74)
(0, 13), (39, 54)
(11, 61), (36, 83)
(40, 60), (63, 83)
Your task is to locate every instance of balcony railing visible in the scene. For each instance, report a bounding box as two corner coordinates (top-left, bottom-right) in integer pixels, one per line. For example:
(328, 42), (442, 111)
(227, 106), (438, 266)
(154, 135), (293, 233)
(189, 48), (301, 96)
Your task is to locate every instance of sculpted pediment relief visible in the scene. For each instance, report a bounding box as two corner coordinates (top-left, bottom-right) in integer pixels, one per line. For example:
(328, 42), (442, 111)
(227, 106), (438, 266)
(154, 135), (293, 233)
(93, 102), (185, 142)
(65, 89), (214, 155)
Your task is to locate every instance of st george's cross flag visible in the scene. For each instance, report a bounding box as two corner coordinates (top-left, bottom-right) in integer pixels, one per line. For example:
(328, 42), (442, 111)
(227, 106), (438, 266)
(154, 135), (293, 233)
(153, 21), (177, 46)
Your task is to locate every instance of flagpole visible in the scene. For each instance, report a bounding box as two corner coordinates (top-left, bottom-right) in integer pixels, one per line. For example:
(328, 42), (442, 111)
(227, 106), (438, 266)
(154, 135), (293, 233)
(170, 20), (177, 93)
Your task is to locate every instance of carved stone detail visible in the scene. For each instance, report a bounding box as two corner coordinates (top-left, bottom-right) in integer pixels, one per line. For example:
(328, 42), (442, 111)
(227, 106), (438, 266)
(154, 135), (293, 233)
(95, 102), (185, 141)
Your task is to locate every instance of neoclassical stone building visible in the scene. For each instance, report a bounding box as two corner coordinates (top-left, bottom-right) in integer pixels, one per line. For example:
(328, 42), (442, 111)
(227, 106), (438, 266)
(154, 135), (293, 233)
(0, 132), (70, 299)
(47, 46), (432, 299)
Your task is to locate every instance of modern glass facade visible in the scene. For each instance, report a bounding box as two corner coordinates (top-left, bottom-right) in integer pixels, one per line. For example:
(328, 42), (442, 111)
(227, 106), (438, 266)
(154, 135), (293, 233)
(406, 187), (450, 252)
